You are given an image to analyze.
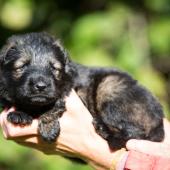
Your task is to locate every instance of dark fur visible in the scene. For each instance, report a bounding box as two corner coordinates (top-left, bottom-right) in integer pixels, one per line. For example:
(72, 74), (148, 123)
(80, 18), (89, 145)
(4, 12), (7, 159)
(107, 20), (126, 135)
(0, 32), (164, 149)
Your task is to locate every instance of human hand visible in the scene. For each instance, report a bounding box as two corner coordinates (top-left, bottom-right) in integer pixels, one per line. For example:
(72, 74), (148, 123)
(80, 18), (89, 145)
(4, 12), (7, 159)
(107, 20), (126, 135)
(0, 90), (125, 170)
(126, 118), (170, 158)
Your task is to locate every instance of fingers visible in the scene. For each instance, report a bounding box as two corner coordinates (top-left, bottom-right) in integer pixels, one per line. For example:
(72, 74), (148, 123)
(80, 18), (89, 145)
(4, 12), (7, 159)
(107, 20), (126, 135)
(1, 107), (15, 120)
(126, 139), (160, 152)
(0, 108), (38, 139)
(6, 119), (38, 138)
(126, 139), (170, 158)
(126, 118), (170, 158)
(0, 108), (60, 156)
(0, 107), (15, 138)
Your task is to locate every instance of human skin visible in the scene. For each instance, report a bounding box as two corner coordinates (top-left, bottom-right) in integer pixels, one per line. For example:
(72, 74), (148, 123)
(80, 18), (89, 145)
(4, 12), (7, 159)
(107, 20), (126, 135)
(126, 118), (170, 158)
(0, 90), (126, 170)
(0, 90), (170, 170)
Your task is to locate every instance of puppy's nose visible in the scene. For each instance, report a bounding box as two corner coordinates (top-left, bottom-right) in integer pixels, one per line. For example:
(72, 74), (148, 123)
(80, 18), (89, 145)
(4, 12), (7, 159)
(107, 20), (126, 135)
(34, 81), (47, 91)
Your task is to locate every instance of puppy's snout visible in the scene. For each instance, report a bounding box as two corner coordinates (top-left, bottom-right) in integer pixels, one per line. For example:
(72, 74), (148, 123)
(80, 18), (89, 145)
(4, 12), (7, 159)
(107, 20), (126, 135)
(29, 76), (49, 93)
(35, 81), (47, 91)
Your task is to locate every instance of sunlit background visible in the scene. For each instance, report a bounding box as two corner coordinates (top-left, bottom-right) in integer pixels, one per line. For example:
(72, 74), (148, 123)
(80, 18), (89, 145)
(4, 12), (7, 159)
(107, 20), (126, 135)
(0, 0), (170, 169)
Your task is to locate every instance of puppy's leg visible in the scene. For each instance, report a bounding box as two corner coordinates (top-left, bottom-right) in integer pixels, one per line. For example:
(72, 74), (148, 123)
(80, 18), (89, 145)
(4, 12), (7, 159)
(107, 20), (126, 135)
(7, 111), (33, 125)
(92, 117), (110, 140)
(95, 101), (149, 149)
(38, 99), (66, 142)
(38, 116), (60, 142)
(92, 111), (129, 149)
(95, 74), (164, 149)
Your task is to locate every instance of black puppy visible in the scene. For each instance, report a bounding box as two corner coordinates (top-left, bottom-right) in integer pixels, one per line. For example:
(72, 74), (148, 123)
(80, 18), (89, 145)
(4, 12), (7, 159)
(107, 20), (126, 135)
(0, 32), (164, 149)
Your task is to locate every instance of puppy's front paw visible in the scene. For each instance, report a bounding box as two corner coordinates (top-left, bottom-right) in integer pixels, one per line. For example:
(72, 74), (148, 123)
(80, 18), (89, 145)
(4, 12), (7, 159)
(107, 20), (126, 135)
(38, 115), (60, 142)
(7, 111), (33, 125)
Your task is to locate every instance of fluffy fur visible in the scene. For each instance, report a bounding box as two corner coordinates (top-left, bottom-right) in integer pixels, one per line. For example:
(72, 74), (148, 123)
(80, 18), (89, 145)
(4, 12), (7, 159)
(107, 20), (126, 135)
(0, 32), (164, 149)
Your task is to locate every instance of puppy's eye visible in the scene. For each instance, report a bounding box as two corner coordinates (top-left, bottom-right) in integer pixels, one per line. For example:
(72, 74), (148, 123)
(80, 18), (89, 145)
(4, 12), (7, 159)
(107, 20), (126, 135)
(14, 64), (26, 72)
(12, 64), (27, 79)
(50, 60), (61, 69)
(50, 65), (62, 79)
(55, 70), (60, 77)
(15, 67), (23, 72)
(51, 62), (61, 69)
(52, 67), (61, 76)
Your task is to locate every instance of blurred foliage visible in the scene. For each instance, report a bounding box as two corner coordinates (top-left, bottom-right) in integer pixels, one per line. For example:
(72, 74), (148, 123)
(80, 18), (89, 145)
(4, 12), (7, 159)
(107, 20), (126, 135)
(0, 130), (92, 170)
(0, 0), (170, 169)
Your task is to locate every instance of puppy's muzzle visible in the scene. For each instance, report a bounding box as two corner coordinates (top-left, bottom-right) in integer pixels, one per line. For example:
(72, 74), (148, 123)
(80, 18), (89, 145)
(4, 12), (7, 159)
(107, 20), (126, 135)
(34, 81), (47, 92)
(29, 75), (50, 93)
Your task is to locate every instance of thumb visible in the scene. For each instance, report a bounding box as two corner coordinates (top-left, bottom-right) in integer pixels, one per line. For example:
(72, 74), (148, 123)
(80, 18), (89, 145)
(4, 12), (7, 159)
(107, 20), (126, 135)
(126, 139), (170, 158)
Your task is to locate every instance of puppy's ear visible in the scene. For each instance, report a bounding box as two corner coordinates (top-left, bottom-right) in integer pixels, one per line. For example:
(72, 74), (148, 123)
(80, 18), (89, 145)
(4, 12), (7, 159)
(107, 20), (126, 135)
(53, 40), (69, 63)
(0, 41), (18, 67)
(0, 43), (15, 102)
(0, 34), (24, 68)
(53, 40), (76, 77)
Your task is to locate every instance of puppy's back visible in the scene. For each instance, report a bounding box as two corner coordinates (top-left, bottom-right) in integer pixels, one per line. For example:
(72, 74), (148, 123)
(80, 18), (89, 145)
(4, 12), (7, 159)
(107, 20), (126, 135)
(74, 67), (164, 148)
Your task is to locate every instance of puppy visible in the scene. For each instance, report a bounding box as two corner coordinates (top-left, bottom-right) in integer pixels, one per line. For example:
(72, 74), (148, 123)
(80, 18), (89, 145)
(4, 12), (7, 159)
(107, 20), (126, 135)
(0, 32), (164, 149)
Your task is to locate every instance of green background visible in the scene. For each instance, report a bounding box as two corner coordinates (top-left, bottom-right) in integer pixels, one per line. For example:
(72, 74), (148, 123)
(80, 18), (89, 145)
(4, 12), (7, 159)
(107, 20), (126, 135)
(0, 0), (170, 169)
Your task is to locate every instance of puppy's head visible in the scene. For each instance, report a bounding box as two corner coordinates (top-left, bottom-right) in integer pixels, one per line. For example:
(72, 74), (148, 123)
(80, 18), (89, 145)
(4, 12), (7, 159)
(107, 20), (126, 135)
(0, 32), (72, 107)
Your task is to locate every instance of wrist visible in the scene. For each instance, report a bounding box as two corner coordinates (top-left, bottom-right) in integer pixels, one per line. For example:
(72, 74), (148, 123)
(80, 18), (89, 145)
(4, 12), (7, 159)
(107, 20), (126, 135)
(80, 128), (128, 170)
(83, 134), (112, 169)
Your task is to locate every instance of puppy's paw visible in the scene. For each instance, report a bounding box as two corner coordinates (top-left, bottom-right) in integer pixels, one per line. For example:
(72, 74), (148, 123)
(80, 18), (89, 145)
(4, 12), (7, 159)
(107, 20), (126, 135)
(38, 115), (60, 142)
(55, 99), (65, 109)
(54, 99), (66, 117)
(7, 111), (33, 125)
(92, 118), (110, 139)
